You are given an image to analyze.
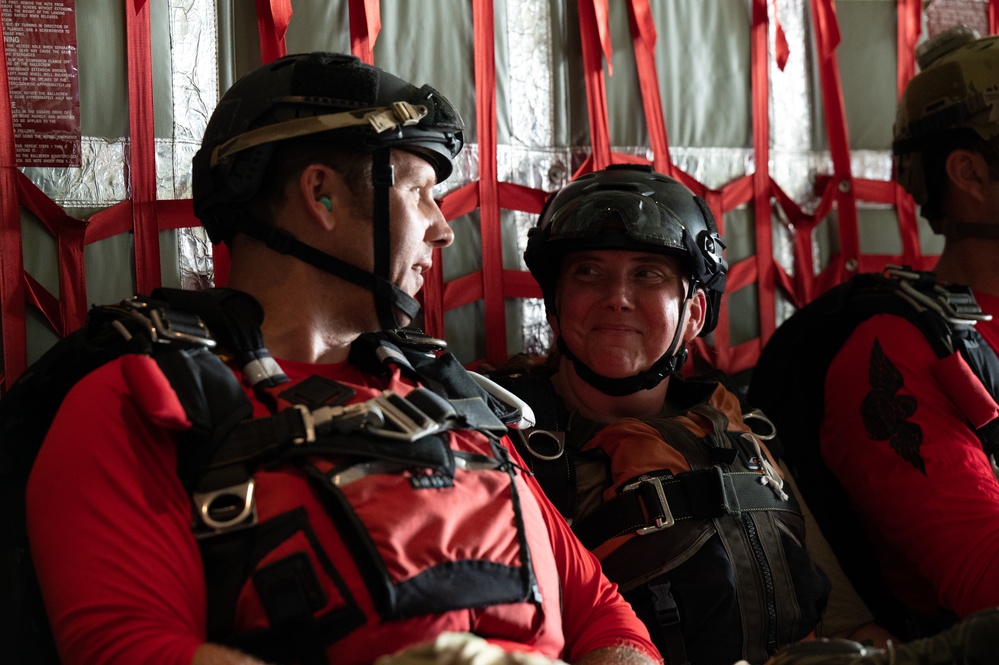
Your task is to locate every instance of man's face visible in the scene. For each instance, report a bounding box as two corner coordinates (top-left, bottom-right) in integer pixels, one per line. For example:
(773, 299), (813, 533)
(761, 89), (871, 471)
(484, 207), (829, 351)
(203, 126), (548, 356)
(334, 149), (454, 324)
(552, 249), (695, 378)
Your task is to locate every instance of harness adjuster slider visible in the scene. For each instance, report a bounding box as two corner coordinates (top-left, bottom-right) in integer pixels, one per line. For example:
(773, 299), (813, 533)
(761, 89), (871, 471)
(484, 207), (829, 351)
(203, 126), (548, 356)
(291, 404), (316, 445)
(623, 475), (676, 534)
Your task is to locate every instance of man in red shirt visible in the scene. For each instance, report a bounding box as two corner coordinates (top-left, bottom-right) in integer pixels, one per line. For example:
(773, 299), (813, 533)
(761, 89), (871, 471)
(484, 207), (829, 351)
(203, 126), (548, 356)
(25, 53), (660, 665)
(818, 27), (999, 632)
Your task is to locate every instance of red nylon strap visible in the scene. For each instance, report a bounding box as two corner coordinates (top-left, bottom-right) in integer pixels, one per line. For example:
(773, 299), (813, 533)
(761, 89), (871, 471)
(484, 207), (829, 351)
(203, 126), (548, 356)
(13, 172), (84, 334)
(0, 17), (26, 387)
(751, 0), (776, 342)
(992, 0), (999, 34)
(256, 0), (292, 63)
(126, 0), (160, 299)
(896, 0), (921, 266)
(579, 0), (612, 170)
(472, 0), (506, 365)
(627, 0), (673, 174)
(811, 0), (858, 291)
(773, 0), (790, 71)
(24, 272), (61, 336)
(349, 0), (381, 64)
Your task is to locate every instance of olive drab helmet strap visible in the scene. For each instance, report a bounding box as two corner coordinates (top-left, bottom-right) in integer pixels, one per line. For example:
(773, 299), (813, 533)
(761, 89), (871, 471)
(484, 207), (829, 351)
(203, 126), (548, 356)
(526, 164), (728, 396)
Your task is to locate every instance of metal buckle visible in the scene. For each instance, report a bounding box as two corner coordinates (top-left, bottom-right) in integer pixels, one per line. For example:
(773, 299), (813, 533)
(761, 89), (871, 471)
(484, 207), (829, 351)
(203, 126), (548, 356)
(192, 479), (257, 537)
(291, 404), (316, 445)
(886, 266), (992, 326)
(306, 391), (445, 443)
(365, 391), (444, 441)
(386, 328), (448, 353)
(119, 297), (217, 348)
(743, 408), (777, 441)
(523, 429), (565, 461)
(366, 102), (428, 133)
(622, 476), (675, 534)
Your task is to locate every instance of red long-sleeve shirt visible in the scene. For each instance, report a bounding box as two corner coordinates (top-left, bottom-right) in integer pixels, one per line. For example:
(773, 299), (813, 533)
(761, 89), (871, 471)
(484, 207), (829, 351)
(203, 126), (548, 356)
(821, 290), (999, 617)
(27, 353), (658, 665)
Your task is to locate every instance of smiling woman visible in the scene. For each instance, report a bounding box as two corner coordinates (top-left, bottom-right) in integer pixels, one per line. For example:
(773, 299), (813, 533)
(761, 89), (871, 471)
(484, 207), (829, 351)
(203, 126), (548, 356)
(553, 250), (703, 383)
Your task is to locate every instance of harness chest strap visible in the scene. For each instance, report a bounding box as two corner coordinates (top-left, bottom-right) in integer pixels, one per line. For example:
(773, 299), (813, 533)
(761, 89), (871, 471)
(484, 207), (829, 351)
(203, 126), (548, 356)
(571, 467), (802, 551)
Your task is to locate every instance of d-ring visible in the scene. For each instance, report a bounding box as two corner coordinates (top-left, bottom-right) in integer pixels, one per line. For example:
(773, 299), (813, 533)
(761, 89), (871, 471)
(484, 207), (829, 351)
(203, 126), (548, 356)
(743, 408), (777, 441)
(523, 429), (565, 461)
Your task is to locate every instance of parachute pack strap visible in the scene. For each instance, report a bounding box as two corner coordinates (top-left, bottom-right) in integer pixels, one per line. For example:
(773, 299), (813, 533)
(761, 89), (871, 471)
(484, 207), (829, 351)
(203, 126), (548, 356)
(152, 287), (288, 390)
(353, 331), (517, 431)
(571, 468), (800, 551)
(647, 581), (690, 665)
(155, 347), (255, 487)
(489, 371), (579, 518)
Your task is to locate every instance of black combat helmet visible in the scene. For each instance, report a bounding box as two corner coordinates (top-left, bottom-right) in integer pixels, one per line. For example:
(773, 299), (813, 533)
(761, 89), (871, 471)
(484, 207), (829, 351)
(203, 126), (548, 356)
(192, 52), (464, 329)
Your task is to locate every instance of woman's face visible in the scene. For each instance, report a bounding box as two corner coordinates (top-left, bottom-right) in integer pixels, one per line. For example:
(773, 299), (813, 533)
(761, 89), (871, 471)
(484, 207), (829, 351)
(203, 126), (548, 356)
(551, 249), (705, 378)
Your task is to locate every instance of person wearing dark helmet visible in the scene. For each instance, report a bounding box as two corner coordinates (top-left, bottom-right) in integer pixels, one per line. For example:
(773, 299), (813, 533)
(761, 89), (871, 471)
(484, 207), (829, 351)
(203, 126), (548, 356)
(24, 54), (660, 665)
(491, 163), (836, 665)
(754, 26), (999, 637)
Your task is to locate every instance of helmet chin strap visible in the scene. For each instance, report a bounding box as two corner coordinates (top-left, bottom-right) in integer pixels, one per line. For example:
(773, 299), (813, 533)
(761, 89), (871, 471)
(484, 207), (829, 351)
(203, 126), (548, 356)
(237, 215), (421, 329)
(557, 287), (694, 397)
(371, 147), (408, 330)
(239, 146), (421, 331)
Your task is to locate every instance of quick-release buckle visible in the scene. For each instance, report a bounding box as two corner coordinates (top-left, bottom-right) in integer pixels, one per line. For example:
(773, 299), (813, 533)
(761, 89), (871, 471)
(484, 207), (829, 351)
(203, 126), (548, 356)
(302, 390), (450, 443)
(365, 391), (446, 441)
(386, 328), (448, 353)
(886, 265), (992, 327)
(192, 479), (258, 538)
(117, 297), (217, 348)
(623, 476), (676, 534)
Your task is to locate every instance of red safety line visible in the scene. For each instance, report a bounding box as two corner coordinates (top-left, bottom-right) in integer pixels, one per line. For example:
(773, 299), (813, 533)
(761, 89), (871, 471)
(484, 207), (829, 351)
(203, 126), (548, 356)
(349, 0), (381, 64)
(900, 0), (920, 270)
(579, 0), (612, 170)
(626, 0), (673, 175)
(810, 0), (859, 292)
(125, 0), (160, 302)
(256, 0), (291, 63)
(0, 14), (26, 387)
(750, 0), (777, 344)
(472, 0), (507, 365)
(896, 0), (921, 266)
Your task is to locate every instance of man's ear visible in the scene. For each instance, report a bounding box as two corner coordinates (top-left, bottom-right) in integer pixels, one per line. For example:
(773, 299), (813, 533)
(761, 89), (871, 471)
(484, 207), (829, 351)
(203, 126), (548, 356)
(298, 164), (343, 231)
(945, 149), (991, 203)
(682, 288), (707, 343)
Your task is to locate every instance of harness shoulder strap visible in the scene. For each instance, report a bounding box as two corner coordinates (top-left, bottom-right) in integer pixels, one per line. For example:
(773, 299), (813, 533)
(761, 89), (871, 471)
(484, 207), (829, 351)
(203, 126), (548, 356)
(488, 371), (583, 518)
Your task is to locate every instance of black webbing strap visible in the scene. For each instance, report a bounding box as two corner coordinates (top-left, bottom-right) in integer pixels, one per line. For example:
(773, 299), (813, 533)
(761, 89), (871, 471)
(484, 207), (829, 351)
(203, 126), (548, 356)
(488, 372), (579, 518)
(571, 468), (800, 551)
(649, 581), (689, 665)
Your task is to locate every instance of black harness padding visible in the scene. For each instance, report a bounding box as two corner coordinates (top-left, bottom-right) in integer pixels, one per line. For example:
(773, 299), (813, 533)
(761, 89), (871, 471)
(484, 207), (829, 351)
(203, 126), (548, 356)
(748, 269), (999, 640)
(490, 368), (829, 665)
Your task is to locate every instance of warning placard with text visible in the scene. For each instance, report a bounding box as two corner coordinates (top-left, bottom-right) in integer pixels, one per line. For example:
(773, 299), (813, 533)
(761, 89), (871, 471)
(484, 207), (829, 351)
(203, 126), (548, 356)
(1, 0), (81, 168)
